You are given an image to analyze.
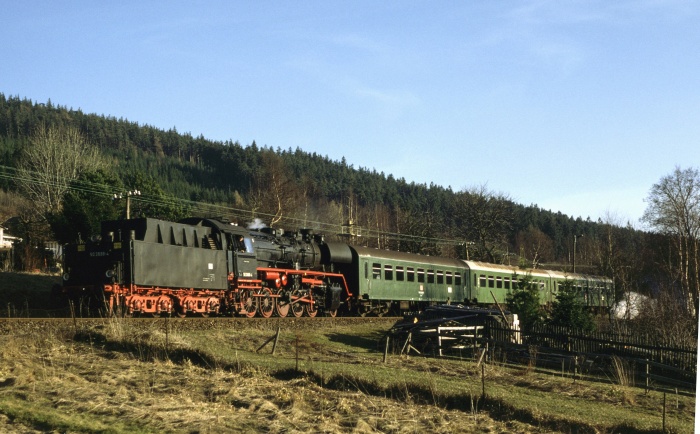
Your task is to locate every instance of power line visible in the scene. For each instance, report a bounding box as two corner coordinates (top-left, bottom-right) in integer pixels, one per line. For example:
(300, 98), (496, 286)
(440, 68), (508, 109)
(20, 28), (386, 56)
(0, 164), (467, 247)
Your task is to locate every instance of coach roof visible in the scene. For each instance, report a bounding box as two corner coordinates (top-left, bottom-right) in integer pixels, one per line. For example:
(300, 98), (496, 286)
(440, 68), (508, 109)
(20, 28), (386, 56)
(351, 245), (466, 268)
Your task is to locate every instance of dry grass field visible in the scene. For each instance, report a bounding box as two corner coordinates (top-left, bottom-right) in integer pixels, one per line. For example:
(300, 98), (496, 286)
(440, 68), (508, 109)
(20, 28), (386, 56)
(0, 315), (695, 434)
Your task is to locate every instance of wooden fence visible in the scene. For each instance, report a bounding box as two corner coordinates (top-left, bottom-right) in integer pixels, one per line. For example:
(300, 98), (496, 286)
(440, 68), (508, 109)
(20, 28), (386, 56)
(389, 317), (696, 391)
(485, 323), (697, 391)
(511, 324), (697, 373)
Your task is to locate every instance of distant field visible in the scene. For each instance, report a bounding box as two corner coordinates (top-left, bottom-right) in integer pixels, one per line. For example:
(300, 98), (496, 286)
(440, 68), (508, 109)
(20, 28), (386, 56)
(0, 317), (694, 433)
(0, 272), (62, 316)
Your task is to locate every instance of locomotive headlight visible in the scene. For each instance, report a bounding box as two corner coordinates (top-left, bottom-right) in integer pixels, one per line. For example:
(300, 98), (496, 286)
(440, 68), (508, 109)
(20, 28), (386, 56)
(63, 273), (70, 281)
(106, 269), (115, 278)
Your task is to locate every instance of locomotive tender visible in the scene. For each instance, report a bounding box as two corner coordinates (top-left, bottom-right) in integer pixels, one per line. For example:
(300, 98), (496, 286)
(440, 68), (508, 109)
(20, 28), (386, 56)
(61, 217), (614, 317)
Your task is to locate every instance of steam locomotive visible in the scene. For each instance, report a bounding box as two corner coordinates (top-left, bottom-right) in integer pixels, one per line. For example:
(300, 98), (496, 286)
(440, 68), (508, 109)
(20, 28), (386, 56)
(61, 217), (614, 317)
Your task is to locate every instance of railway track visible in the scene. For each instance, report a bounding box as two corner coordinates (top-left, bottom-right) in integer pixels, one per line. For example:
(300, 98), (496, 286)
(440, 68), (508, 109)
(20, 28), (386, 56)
(0, 316), (402, 334)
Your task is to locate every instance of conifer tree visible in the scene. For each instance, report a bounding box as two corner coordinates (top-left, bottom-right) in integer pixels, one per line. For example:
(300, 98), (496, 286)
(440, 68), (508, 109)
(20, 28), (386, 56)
(548, 279), (595, 332)
(506, 273), (544, 331)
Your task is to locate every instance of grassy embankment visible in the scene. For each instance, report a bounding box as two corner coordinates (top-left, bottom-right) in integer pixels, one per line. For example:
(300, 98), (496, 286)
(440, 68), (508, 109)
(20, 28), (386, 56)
(0, 315), (695, 433)
(0, 271), (62, 317)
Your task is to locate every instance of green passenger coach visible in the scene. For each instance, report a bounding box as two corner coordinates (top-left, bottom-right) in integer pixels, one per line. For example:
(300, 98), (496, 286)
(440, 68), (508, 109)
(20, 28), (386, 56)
(344, 246), (469, 316)
(336, 247), (615, 316)
(464, 261), (614, 310)
(465, 261), (555, 305)
(548, 270), (613, 308)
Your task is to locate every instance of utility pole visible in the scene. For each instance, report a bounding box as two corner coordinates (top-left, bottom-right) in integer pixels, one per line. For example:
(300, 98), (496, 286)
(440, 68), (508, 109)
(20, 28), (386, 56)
(573, 234), (583, 273)
(114, 190), (141, 219)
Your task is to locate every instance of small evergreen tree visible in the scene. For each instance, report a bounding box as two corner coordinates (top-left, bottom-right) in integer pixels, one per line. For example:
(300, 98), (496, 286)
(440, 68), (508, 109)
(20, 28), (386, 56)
(506, 273), (544, 331)
(47, 169), (123, 243)
(548, 279), (595, 332)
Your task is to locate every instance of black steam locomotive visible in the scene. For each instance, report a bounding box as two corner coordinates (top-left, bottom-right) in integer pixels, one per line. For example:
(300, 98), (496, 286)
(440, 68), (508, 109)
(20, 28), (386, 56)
(62, 217), (352, 317)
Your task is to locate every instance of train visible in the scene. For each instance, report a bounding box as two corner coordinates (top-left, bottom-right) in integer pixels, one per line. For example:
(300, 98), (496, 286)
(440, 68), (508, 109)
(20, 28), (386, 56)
(60, 216), (614, 317)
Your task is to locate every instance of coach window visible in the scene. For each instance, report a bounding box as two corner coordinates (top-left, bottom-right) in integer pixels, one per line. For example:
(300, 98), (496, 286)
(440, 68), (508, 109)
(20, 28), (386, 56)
(437, 270), (444, 285)
(384, 265), (393, 281)
(479, 274), (486, 287)
(446, 271), (453, 285)
(427, 270), (435, 284)
(407, 267), (415, 282)
(364, 262), (368, 279)
(417, 268), (425, 283)
(456, 273), (462, 286)
(504, 278), (510, 290)
(496, 277), (502, 289)
(372, 263), (381, 279)
(488, 276), (494, 288)
(396, 266), (404, 281)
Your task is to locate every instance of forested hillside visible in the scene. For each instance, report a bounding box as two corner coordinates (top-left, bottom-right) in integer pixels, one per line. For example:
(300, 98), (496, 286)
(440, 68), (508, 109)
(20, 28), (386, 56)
(0, 94), (619, 261)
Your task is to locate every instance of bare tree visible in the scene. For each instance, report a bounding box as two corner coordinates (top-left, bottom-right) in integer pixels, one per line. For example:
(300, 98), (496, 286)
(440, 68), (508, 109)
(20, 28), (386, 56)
(642, 166), (700, 318)
(515, 225), (554, 268)
(247, 151), (300, 227)
(16, 124), (104, 215)
(452, 185), (514, 263)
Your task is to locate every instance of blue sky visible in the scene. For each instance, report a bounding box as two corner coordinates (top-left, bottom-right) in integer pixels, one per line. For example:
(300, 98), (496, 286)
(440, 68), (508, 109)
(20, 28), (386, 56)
(2, 1), (698, 226)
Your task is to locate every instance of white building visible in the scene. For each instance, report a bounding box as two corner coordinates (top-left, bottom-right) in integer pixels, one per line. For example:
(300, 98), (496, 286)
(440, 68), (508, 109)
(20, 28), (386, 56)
(0, 226), (21, 250)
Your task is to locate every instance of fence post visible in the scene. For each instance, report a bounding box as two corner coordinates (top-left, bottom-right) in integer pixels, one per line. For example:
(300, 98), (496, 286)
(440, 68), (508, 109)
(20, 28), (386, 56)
(272, 326), (281, 355)
(70, 300), (77, 334)
(675, 388), (679, 409)
(662, 392), (666, 433)
(401, 332), (412, 356)
(561, 358), (565, 377)
(481, 362), (486, 401)
(383, 335), (390, 363)
(645, 360), (650, 394)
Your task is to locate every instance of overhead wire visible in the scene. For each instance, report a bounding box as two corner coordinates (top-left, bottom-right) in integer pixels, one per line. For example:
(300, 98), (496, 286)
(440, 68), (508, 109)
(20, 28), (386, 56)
(0, 163), (467, 247)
